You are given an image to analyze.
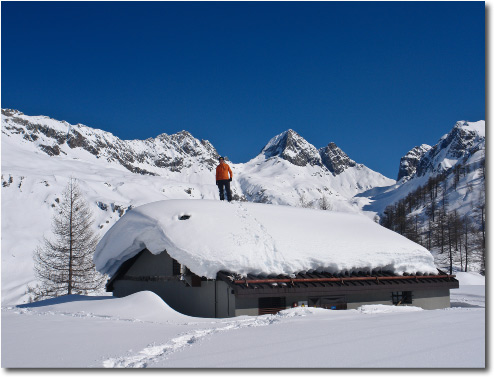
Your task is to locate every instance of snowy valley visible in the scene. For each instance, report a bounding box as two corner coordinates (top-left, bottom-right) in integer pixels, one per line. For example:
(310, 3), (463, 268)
(1, 109), (486, 368)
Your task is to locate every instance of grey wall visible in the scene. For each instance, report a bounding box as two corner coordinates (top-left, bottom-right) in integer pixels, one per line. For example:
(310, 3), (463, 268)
(112, 249), (236, 318)
(346, 291), (393, 309)
(235, 289), (451, 316)
(111, 249), (452, 318)
(344, 289), (450, 310)
(125, 249), (173, 276)
(412, 289), (451, 309)
(235, 297), (261, 316)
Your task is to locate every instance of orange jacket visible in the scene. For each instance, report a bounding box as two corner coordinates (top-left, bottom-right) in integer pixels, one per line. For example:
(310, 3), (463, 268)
(216, 162), (232, 181)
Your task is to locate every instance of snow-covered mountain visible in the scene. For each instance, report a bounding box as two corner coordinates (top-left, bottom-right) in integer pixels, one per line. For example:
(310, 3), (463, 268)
(261, 129), (322, 167)
(1, 109), (225, 304)
(1, 108), (220, 179)
(1, 109), (485, 305)
(1, 109), (395, 304)
(397, 144), (432, 182)
(320, 142), (358, 175)
(237, 129), (394, 210)
(415, 121), (485, 178)
(362, 120), (486, 217)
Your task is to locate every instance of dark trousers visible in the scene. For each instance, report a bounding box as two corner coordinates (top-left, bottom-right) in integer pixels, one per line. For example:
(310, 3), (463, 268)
(217, 180), (232, 201)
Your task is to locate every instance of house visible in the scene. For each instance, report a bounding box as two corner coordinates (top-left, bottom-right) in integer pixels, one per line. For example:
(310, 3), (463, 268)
(94, 199), (459, 318)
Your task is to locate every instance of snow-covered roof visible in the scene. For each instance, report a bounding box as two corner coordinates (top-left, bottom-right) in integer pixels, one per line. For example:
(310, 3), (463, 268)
(94, 199), (437, 278)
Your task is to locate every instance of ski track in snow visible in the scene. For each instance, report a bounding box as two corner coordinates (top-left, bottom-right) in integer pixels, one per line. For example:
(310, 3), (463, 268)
(102, 313), (285, 368)
(1, 287), (484, 368)
(3, 304), (291, 368)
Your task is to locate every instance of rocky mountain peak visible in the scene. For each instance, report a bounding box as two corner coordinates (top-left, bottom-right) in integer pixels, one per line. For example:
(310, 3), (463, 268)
(397, 144), (431, 182)
(261, 129), (322, 167)
(319, 142), (357, 175)
(415, 121), (485, 178)
(2, 109), (24, 117)
(1, 109), (220, 175)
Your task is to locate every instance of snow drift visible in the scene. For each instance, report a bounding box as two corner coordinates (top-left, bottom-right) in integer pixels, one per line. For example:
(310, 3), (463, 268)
(94, 199), (438, 278)
(18, 291), (194, 323)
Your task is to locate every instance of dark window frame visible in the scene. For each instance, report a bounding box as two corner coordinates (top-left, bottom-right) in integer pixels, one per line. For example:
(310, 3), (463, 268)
(392, 291), (413, 305)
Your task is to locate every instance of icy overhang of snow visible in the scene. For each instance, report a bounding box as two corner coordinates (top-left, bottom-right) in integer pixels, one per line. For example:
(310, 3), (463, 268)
(94, 199), (438, 278)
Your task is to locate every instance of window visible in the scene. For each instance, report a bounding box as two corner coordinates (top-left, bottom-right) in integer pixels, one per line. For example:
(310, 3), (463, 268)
(392, 291), (413, 305)
(258, 297), (286, 315)
(318, 297), (347, 310)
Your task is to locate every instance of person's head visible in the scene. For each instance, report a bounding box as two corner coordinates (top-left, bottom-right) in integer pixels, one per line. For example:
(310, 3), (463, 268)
(219, 157), (225, 164)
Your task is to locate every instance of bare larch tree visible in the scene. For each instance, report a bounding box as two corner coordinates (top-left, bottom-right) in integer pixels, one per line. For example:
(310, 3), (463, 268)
(30, 179), (106, 301)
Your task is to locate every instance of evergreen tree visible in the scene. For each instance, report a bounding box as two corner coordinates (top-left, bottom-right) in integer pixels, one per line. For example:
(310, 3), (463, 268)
(30, 179), (105, 301)
(380, 154), (485, 274)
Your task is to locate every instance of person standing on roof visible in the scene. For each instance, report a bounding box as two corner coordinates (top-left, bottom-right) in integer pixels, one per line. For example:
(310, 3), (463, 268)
(216, 156), (233, 202)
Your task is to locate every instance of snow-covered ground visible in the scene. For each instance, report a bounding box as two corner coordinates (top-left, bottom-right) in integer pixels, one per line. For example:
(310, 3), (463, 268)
(1, 272), (485, 368)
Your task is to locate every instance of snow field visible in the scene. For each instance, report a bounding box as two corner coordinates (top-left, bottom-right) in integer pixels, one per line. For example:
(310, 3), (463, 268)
(1, 279), (485, 368)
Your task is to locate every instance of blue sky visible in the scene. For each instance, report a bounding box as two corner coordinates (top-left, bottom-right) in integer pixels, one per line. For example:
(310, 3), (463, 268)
(2, 1), (485, 179)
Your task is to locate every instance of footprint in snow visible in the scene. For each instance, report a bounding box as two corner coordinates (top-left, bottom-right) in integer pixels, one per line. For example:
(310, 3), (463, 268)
(102, 314), (285, 368)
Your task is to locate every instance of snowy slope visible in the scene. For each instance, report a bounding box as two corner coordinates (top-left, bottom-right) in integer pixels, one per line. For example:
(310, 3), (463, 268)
(1, 111), (224, 304)
(361, 120), (485, 217)
(1, 110), (396, 305)
(237, 129), (395, 211)
(415, 120), (485, 177)
(1, 109), (484, 306)
(94, 199), (437, 278)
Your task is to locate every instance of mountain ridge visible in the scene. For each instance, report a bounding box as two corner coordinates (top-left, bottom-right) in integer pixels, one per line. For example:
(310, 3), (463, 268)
(1, 108), (485, 304)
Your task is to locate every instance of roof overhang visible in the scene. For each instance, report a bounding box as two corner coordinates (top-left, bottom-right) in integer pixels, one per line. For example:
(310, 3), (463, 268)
(217, 270), (459, 298)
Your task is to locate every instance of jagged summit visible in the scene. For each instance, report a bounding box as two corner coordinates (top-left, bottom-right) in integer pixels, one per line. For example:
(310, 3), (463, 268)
(366, 120), (485, 217)
(319, 142), (358, 176)
(260, 130), (373, 177)
(244, 129), (395, 205)
(395, 121), (485, 182)
(1, 109), (220, 175)
(397, 144), (431, 182)
(415, 120), (485, 178)
(2, 109), (24, 117)
(261, 129), (322, 167)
